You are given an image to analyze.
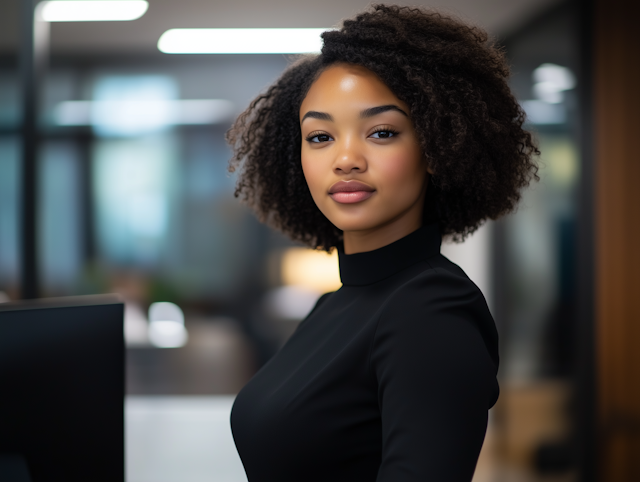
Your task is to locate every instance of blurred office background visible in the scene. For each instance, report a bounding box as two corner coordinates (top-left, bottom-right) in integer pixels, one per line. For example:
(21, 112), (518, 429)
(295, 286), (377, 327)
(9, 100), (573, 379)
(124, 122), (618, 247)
(1, 0), (639, 481)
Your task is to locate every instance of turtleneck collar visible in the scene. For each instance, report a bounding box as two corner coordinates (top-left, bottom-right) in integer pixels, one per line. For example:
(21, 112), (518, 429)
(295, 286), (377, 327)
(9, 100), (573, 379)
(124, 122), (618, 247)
(337, 223), (442, 286)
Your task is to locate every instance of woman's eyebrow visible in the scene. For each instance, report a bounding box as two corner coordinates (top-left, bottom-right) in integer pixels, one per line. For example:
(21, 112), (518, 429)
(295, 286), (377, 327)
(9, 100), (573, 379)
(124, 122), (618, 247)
(360, 104), (408, 118)
(301, 111), (333, 123)
(300, 105), (407, 123)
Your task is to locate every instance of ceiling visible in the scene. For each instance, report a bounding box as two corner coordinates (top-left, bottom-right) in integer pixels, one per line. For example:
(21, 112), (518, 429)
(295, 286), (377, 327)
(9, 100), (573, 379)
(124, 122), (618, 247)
(0, 0), (562, 55)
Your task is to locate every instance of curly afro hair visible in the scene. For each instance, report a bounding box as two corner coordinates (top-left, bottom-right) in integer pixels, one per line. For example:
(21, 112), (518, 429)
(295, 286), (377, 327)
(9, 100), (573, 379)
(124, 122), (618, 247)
(227, 4), (539, 251)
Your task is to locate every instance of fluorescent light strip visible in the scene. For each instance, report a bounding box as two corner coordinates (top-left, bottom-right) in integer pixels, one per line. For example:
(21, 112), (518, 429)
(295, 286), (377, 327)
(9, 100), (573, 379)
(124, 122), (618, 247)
(158, 28), (331, 54)
(39, 1), (148, 22)
(54, 99), (235, 126)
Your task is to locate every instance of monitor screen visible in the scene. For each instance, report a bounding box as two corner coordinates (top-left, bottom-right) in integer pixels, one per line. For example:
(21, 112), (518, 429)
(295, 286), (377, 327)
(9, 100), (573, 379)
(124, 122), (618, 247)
(0, 295), (125, 482)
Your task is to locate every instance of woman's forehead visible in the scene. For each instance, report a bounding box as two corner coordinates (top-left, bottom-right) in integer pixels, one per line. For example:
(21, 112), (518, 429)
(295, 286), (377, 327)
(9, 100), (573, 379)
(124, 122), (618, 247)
(300, 64), (406, 116)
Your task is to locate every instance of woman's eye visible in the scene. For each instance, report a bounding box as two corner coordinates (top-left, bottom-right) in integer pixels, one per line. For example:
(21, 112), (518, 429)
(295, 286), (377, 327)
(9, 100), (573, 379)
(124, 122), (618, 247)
(370, 130), (396, 139)
(307, 133), (333, 143)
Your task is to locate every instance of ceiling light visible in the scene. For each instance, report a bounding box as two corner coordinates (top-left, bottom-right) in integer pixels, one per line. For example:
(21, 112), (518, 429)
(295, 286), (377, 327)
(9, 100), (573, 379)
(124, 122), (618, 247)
(158, 28), (331, 54)
(38, 0), (148, 22)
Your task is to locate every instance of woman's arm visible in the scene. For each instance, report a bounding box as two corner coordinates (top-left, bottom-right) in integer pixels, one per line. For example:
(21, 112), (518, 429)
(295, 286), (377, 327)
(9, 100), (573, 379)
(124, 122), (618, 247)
(371, 267), (499, 482)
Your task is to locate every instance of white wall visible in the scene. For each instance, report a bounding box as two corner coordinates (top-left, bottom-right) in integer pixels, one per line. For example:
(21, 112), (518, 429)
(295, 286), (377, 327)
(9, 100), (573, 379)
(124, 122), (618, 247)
(440, 222), (493, 313)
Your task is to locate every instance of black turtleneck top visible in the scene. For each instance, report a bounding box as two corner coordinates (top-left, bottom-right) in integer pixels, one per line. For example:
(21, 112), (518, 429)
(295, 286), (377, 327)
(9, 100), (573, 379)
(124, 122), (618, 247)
(230, 224), (499, 482)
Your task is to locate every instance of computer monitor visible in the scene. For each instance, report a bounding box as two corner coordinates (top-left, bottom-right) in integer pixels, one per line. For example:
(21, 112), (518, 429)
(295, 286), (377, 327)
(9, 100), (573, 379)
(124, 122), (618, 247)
(0, 295), (125, 482)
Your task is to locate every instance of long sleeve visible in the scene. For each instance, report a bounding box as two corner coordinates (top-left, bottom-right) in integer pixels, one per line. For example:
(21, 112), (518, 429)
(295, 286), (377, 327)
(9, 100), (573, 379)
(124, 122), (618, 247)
(371, 267), (499, 482)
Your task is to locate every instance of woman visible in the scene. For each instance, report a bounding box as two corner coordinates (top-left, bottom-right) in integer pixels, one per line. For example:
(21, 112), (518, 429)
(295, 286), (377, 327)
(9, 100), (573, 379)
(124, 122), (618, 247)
(227, 5), (539, 481)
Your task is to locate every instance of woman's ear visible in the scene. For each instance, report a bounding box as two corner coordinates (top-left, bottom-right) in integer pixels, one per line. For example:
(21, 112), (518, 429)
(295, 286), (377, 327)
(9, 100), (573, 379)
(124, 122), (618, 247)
(423, 155), (434, 175)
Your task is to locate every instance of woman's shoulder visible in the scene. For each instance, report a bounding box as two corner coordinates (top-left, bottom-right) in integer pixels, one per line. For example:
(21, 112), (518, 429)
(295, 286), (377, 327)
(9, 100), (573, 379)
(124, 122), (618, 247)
(389, 253), (489, 308)
(376, 253), (499, 370)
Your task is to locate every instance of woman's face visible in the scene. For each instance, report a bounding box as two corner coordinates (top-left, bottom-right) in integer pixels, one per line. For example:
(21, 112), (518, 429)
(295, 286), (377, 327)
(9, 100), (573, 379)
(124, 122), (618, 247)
(300, 63), (429, 252)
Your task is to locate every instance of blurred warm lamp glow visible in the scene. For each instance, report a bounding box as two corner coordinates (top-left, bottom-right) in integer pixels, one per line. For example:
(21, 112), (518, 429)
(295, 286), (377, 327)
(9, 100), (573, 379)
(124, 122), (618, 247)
(38, 0), (148, 22)
(281, 248), (341, 293)
(158, 28), (331, 54)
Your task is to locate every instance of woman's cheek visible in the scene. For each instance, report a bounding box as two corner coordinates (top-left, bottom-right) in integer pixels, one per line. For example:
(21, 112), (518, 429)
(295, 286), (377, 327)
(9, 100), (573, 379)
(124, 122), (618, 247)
(377, 152), (416, 188)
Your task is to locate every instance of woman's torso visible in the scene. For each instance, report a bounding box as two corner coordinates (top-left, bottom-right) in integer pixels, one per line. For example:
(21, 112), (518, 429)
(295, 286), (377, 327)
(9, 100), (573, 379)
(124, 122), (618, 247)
(230, 224), (499, 482)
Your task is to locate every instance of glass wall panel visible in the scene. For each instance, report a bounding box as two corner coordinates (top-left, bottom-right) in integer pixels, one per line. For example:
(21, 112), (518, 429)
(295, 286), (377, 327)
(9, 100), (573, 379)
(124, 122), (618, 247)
(503, 7), (579, 382)
(487, 3), (582, 480)
(0, 71), (20, 127)
(93, 134), (179, 267)
(0, 136), (20, 297)
(39, 140), (82, 295)
(0, 0), (20, 300)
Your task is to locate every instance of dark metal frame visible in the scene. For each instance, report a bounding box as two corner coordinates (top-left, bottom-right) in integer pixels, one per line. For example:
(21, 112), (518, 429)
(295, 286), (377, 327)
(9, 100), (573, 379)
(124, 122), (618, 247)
(575, 0), (597, 479)
(20, 0), (39, 299)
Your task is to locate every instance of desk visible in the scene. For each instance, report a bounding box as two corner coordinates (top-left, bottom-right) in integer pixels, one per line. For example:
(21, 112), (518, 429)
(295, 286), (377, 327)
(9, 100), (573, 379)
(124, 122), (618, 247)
(126, 396), (247, 482)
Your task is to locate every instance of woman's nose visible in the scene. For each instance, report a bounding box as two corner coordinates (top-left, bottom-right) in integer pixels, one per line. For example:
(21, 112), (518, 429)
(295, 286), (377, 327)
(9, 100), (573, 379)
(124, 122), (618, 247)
(333, 139), (367, 174)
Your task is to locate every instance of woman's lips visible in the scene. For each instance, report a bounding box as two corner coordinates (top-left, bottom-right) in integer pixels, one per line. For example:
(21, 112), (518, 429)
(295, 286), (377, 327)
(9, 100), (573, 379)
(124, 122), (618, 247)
(330, 191), (375, 203)
(328, 181), (375, 204)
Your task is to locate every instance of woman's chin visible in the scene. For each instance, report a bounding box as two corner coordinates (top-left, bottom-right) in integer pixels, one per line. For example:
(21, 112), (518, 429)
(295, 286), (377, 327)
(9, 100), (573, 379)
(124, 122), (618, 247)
(328, 217), (384, 235)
